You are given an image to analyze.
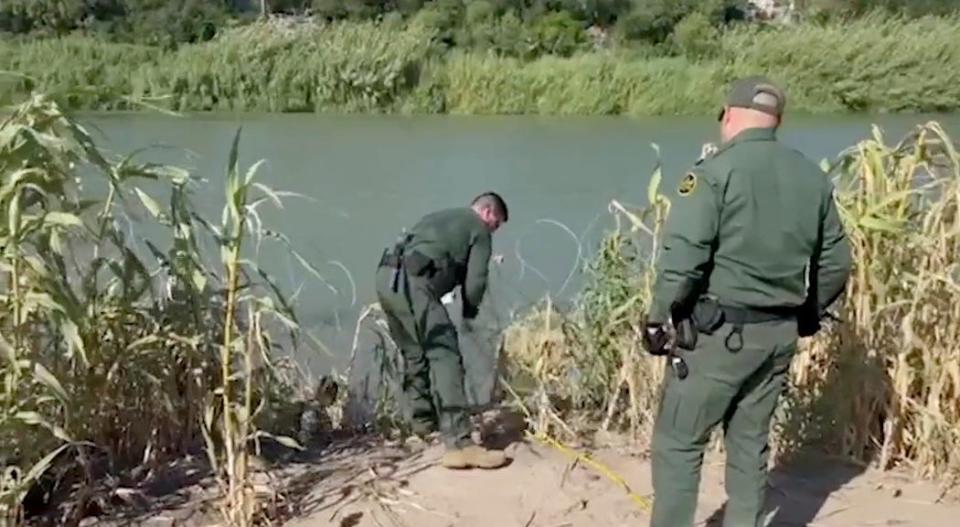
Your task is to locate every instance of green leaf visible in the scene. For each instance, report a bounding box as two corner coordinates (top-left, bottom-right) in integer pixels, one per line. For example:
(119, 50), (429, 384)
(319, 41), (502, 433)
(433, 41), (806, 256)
(857, 215), (903, 233)
(0, 333), (18, 371)
(225, 127), (243, 226)
(647, 169), (662, 207)
(23, 443), (73, 488)
(50, 229), (63, 255)
(23, 292), (65, 314)
(254, 430), (304, 451)
(33, 362), (68, 402)
(134, 187), (165, 220)
(16, 411), (71, 442)
(127, 335), (162, 351)
(191, 268), (208, 293)
(863, 188), (919, 218)
(43, 211), (83, 228)
(9, 184), (23, 238)
(61, 319), (87, 367)
(246, 160), (268, 187)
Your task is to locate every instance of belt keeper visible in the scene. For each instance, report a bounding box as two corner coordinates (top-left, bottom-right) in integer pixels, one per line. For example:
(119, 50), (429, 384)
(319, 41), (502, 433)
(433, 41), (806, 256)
(725, 324), (744, 353)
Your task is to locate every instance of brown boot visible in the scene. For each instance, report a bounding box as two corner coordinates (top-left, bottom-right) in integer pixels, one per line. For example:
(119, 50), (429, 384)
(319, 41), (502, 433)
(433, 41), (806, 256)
(441, 445), (509, 469)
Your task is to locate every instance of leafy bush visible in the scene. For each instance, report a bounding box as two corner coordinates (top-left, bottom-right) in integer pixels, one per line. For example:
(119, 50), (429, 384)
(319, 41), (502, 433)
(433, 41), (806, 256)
(0, 0), (96, 36)
(537, 0), (632, 25)
(527, 10), (588, 57)
(0, 0), (232, 47)
(311, 0), (393, 20)
(616, 0), (688, 44)
(116, 0), (231, 49)
(617, 0), (744, 45)
(409, 0), (464, 46)
(672, 11), (720, 59)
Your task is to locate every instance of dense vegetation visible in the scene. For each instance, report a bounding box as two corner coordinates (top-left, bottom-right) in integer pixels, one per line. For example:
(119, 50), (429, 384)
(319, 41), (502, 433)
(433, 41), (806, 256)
(0, 94), (320, 526)
(0, 12), (957, 116)
(0, 1), (956, 116)
(1, 1), (957, 52)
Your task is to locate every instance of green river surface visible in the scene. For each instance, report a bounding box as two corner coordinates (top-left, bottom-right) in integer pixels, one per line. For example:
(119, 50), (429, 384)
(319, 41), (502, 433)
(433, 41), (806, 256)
(80, 111), (960, 389)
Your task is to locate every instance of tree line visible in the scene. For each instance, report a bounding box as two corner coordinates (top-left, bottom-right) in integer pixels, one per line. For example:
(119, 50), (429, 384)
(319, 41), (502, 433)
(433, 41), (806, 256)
(0, 0), (956, 54)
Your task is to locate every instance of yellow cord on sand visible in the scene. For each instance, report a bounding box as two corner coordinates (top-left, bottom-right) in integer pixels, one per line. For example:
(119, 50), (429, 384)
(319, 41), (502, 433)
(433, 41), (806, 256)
(525, 430), (653, 513)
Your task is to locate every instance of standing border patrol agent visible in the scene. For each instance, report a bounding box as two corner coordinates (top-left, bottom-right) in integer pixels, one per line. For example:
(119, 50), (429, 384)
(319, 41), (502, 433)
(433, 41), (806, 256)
(375, 192), (510, 470)
(642, 76), (853, 527)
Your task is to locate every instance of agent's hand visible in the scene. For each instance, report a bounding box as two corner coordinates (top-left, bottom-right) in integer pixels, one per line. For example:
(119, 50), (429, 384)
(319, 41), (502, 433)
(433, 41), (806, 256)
(642, 322), (673, 356)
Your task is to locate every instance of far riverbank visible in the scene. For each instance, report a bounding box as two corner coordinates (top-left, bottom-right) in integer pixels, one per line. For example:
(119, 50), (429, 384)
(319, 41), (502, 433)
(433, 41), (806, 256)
(1, 14), (958, 116)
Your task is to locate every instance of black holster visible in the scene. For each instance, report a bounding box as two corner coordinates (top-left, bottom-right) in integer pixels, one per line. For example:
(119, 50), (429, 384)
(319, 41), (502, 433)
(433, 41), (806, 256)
(692, 296), (726, 334)
(672, 296), (725, 351)
(674, 318), (697, 351)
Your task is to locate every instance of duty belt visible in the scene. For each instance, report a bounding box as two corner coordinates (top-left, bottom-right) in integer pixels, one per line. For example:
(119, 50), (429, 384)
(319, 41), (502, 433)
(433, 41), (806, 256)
(718, 303), (799, 353)
(378, 247), (437, 293)
(719, 304), (798, 325)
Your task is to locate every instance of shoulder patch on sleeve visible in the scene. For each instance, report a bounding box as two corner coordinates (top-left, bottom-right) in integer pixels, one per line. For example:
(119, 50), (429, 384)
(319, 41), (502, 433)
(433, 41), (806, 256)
(678, 172), (698, 196)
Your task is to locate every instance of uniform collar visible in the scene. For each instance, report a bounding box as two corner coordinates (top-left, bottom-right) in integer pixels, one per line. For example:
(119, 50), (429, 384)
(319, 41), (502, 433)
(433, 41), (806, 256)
(702, 127), (778, 163)
(726, 126), (777, 145)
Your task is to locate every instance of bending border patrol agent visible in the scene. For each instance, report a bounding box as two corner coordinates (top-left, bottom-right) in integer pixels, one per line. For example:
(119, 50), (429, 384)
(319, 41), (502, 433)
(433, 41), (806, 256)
(375, 192), (510, 470)
(642, 76), (853, 527)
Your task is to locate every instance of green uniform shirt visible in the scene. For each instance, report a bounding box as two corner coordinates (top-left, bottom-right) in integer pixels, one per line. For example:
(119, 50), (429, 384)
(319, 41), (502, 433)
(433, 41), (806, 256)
(649, 127), (852, 324)
(402, 207), (493, 318)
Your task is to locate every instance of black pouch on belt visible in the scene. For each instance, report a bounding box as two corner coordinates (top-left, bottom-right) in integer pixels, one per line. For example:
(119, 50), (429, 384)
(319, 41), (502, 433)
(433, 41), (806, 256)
(669, 298), (698, 351)
(674, 318), (697, 351)
(692, 296), (726, 335)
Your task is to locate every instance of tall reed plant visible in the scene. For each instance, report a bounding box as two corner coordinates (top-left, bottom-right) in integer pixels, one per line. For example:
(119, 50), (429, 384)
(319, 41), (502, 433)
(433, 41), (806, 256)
(775, 122), (960, 482)
(503, 145), (671, 443)
(0, 94), (312, 525)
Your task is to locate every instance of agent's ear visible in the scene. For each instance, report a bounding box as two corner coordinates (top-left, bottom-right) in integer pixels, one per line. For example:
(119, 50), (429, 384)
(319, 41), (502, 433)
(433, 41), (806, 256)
(482, 205), (496, 222)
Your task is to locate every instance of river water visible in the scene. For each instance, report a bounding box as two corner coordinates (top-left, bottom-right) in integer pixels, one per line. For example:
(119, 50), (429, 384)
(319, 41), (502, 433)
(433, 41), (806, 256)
(82, 111), (960, 379)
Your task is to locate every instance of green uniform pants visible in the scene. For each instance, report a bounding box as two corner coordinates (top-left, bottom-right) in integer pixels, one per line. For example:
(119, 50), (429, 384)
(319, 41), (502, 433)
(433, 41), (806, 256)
(650, 319), (798, 527)
(374, 266), (472, 450)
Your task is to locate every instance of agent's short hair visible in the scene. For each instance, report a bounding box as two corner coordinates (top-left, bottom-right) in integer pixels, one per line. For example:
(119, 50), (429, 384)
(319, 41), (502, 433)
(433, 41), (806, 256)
(471, 192), (508, 222)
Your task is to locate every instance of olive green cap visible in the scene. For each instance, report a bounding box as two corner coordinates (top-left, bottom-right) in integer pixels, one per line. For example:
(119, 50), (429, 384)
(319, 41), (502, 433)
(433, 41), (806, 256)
(717, 75), (786, 121)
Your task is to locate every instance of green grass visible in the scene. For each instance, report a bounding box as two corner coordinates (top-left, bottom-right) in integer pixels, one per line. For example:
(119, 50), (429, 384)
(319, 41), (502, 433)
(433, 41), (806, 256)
(1, 13), (959, 116)
(719, 13), (960, 114)
(442, 52), (724, 115)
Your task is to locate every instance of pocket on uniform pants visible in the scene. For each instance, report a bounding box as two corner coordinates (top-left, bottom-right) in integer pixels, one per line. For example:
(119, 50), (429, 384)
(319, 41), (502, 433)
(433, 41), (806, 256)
(658, 378), (709, 440)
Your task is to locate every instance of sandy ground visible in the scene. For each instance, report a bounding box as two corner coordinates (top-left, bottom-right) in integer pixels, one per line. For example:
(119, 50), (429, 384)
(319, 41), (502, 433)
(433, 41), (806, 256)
(277, 437), (957, 527)
(74, 414), (958, 527)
